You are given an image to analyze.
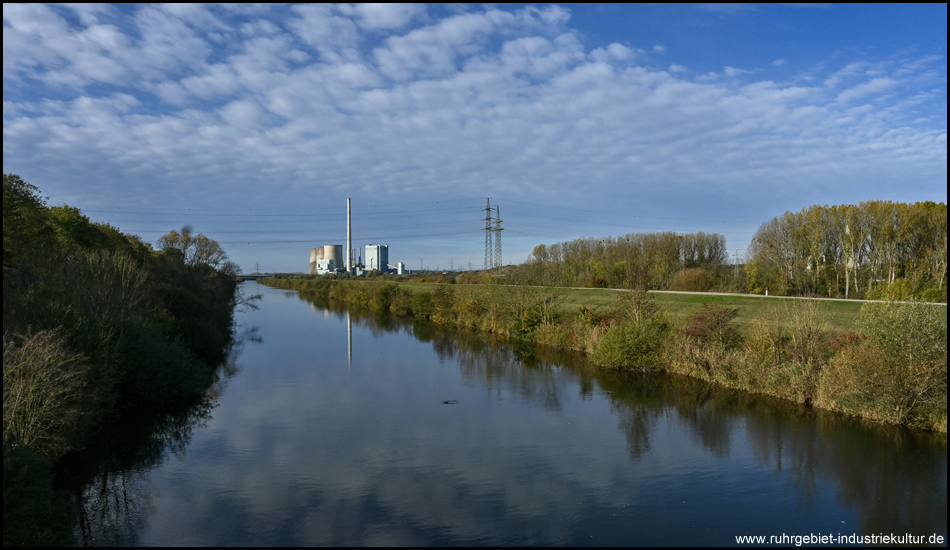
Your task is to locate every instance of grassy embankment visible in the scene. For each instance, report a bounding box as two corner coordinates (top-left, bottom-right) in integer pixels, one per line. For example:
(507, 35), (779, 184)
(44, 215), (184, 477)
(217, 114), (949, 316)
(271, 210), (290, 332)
(264, 276), (946, 434)
(396, 283), (866, 333)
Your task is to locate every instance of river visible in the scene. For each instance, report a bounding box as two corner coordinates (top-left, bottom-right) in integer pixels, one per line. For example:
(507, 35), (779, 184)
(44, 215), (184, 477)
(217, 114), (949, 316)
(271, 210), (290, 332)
(71, 282), (947, 546)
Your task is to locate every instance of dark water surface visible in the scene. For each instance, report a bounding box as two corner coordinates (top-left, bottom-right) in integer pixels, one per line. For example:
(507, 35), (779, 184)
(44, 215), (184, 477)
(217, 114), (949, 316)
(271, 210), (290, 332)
(75, 283), (947, 546)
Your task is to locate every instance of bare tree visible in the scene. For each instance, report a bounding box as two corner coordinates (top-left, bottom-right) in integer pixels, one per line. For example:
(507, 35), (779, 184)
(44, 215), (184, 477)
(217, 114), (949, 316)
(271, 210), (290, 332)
(157, 227), (229, 269)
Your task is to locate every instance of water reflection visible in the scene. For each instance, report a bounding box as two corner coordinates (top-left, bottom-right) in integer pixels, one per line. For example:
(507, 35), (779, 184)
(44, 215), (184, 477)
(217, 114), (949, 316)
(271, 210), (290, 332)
(316, 293), (946, 540)
(72, 284), (946, 545)
(71, 399), (218, 546)
(63, 327), (252, 546)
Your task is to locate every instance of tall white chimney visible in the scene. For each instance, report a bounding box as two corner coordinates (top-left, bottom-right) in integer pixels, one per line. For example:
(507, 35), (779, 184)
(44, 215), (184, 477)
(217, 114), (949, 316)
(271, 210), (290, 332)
(346, 197), (352, 274)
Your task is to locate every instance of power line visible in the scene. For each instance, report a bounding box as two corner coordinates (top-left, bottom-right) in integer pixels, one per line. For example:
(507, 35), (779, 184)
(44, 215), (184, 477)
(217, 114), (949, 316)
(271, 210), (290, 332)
(83, 205), (475, 218)
(215, 229), (481, 245)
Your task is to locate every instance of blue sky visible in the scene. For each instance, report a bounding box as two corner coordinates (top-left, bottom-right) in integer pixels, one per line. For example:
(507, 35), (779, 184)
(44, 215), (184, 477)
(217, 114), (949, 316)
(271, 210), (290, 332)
(4, 3), (946, 273)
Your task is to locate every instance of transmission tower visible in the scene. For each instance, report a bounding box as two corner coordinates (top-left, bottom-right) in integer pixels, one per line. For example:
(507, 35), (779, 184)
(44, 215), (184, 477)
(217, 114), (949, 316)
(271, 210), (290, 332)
(484, 198), (494, 270)
(493, 205), (503, 268)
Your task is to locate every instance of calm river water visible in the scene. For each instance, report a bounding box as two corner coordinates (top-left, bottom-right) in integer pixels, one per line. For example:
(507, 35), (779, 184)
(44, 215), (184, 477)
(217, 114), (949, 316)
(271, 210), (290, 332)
(73, 283), (947, 546)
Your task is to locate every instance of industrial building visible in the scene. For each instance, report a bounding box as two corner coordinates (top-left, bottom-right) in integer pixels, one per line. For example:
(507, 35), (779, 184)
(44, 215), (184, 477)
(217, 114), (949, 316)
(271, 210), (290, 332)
(308, 244), (344, 275)
(307, 199), (406, 275)
(309, 243), (402, 275)
(365, 244), (388, 272)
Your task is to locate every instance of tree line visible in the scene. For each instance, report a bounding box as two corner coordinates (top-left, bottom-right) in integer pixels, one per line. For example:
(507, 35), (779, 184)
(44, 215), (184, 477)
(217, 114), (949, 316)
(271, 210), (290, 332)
(501, 201), (946, 302)
(3, 174), (241, 546)
(747, 201), (946, 300)
(510, 231), (730, 291)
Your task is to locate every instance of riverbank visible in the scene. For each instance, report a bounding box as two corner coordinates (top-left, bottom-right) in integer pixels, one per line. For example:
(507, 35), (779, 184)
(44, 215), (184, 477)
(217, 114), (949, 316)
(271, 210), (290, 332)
(3, 175), (241, 546)
(261, 277), (947, 433)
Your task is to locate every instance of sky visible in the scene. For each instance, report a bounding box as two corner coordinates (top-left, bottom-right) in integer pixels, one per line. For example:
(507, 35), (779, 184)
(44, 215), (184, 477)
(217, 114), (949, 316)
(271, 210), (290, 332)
(3, 3), (947, 274)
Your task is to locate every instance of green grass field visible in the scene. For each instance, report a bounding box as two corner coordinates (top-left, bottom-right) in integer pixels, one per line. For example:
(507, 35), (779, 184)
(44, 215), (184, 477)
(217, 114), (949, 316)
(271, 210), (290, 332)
(365, 282), (875, 334)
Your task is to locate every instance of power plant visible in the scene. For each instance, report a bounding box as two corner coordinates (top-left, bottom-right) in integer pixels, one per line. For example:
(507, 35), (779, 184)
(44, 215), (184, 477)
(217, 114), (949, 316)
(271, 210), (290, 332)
(307, 198), (406, 276)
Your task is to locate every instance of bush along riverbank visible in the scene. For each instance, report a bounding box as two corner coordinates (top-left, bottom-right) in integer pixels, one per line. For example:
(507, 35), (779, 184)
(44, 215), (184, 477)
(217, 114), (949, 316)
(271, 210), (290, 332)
(3, 174), (241, 546)
(264, 277), (946, 433)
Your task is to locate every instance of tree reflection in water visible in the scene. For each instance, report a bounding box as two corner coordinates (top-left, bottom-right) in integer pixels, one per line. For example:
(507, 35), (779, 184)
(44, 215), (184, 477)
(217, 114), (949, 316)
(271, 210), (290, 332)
(335, 299), (945, 539)
(65, 328), (251, 546)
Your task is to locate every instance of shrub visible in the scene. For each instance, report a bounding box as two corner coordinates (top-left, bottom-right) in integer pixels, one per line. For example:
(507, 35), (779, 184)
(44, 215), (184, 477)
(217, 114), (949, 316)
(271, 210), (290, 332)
(578, 306), (598, 326)
(521, 307), (541, 334)
(818, 301), (947, 428)
(3, 330), (90, 456)
(389, 288), (414, 316)
(866, 279), (913, 301)
(669, 304), (743, 383)
(859, 301), (946, 365)
(679, 304), (741, 348)
(411, 292), (434, 319)
(591, 319), (669, 369)
(704, 302), (832, 404)
(348, 285), (371, 310)
(784, 301), (832, 366)
(452, 286), (486, 325)
(515, 291), (561, 336)
(669, 268), (713, 292)
(819, 337), (946, 428)
(583, 275), (610, 288)
(616, 289), (660, 325)
(918, 287), (947, 303)
(429, 285), (456, 324)
(327, 281), (348, 301)
(373, 283), (400, 311)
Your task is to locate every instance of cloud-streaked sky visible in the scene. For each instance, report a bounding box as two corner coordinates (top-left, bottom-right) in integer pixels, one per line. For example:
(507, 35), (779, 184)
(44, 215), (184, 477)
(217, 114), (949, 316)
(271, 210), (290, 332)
(4, 3), (946, 273)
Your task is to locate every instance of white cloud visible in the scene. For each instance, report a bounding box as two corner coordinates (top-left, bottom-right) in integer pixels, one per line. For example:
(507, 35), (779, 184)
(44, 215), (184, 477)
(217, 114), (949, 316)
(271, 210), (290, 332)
(373, 11), (496, 80)
(836, 77), (897, 104)
(129, 5), (214, 76)
(288, 4), (362, 63)
(3, 3), (122, 86)
(607, 43), (635, 61)
(532, 4), (571, 25)
(589, 43), (635, 64)
(823, 61), (865, 89)
(345, 3), (426, 30)
(60, 3), (114, 26)
(2, 3), (214, 88)
(240, 19), (282, 37)
(181, 63), (243, 99)
(220, 99), (266, 128)
(723, 66), (752, 77)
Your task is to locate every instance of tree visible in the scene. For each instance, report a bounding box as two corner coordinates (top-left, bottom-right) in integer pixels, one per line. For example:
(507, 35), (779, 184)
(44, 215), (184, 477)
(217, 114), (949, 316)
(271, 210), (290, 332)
(157, 227), (230, 270)
(3, 174), (53, 262)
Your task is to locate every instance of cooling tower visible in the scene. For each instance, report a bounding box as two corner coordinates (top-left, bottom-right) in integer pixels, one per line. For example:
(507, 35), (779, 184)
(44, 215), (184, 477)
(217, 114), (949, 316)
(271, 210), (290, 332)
(325, 244), (344, 270)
